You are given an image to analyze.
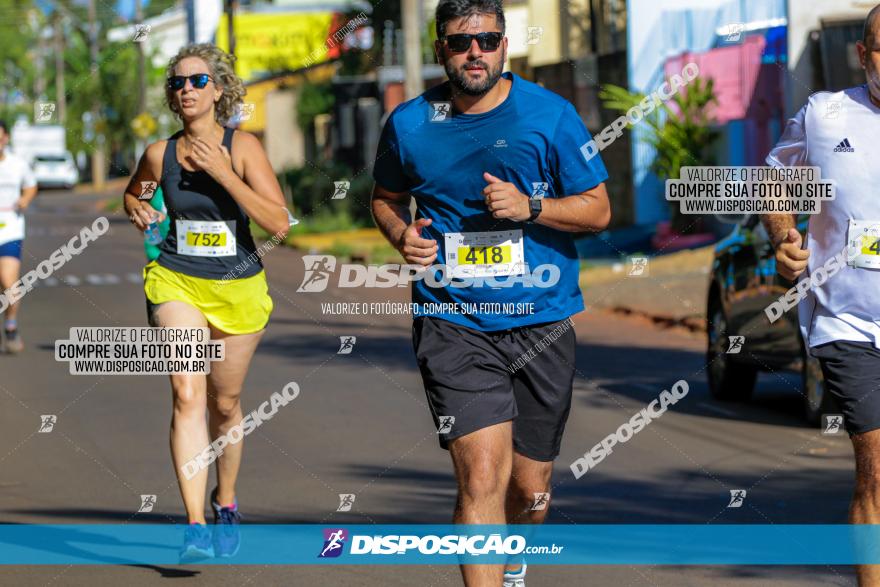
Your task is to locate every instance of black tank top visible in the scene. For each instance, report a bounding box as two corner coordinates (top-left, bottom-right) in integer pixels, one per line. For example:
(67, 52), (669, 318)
(157, 127), (262, 279)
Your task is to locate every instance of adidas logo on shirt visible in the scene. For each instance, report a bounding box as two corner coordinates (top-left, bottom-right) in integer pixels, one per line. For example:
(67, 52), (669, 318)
(833, 138), (855, 152)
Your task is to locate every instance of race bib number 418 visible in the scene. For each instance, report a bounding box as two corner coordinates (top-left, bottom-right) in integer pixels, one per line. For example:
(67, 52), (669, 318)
(444, 229), (525, 278)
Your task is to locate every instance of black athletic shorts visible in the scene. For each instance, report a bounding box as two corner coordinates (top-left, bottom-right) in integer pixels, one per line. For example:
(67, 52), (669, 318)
(811, 340), (880, 435)
(412, 315), (576, 461)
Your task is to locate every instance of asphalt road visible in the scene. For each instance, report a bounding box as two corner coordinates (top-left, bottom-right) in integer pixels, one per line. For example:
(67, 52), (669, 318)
(0, 190), (858, 585)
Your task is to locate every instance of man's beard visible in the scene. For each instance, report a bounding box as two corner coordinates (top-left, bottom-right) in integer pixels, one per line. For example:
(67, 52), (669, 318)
(446, 57), (504, 97)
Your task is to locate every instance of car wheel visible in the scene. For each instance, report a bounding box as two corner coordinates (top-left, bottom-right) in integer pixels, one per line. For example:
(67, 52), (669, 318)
(803, 353), (836, 425)
(706, 301), (757, 400)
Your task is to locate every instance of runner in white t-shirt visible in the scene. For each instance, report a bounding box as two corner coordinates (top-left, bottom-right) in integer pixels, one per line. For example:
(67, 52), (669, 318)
(0, 120), (38, 353)
(764, 5), (880, 585)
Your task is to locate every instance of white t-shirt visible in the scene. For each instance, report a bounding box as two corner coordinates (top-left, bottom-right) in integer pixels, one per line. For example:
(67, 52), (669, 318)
(766, 85), (880, 349)
(0, 152), (36, 245)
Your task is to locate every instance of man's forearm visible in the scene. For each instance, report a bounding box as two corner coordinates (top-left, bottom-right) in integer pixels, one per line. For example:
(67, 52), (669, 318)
(762, 213), (797, 248)
(537, 193), (611, 232)
(372, 197), (411, 248)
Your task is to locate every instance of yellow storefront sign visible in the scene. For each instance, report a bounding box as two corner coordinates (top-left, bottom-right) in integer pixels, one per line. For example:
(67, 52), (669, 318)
(216, 12), (335, 81)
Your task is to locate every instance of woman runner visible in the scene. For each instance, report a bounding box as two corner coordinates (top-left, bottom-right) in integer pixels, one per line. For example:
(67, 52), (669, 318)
(122, 43), (290, 561)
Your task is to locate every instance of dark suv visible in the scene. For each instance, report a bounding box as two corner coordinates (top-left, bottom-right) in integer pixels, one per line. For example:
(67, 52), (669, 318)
(706, 215), (834, 423)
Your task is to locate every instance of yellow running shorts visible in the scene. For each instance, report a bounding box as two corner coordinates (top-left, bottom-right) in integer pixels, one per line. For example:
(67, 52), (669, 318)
(143, 260), (273, 335)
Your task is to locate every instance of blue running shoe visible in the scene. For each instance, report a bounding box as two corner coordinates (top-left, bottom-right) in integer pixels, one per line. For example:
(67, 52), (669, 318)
(503, 560), (527, 587)
(211, 487), (241, 557)
(179, 523), (213, 563)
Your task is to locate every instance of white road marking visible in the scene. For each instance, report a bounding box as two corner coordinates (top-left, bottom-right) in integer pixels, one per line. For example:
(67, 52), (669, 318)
(792, 430), (847, 448)
(33, 274), (142, 287)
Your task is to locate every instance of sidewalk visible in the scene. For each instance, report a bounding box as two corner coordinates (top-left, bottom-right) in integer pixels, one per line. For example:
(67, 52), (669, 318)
(580, 246), (713, 330)
(74, 177), (129, 197)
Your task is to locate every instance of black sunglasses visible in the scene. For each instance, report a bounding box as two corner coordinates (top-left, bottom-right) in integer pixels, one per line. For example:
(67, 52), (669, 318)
(442, 32), (503, 52)
(167, 73), (213, 91)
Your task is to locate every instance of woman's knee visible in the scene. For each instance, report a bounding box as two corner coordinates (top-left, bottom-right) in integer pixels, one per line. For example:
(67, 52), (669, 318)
(209, 394), (242, 421)
(172, 380), (206, 415)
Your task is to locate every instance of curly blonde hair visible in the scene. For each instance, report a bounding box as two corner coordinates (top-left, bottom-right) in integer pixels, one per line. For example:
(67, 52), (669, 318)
(165, 43), (246, 125)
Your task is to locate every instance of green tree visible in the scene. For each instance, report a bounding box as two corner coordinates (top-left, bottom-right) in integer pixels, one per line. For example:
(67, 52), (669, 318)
(600, 76), (719, 233)
(296, 82), (334, 132)
(0, 0), (40, 122)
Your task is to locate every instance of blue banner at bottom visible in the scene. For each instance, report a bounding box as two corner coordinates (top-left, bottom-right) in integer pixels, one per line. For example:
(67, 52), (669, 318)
(1, 524), (878, 565)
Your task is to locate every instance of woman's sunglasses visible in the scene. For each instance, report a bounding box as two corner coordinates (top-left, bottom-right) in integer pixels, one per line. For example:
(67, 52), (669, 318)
(442, 32), (503, 53)
(167, 73), (213, 91)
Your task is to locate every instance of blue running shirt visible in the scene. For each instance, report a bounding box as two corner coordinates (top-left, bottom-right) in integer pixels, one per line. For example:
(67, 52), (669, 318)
(373, 72), (609, 330)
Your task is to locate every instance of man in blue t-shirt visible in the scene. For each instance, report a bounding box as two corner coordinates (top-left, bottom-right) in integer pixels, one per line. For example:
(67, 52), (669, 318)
(371, 1), (610, 584)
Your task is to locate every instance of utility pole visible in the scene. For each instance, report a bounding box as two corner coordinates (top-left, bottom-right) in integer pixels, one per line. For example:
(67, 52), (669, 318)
(135, 0), (145, 114)
(225, 0), (236, 70)
(53, 11), (66, 124)
(186, 0), (196, 43)
(31, 11), (46, 101)
(402, 0), (423, 99)
(88, 0), (105, 189)
(35, 39), (46, 100)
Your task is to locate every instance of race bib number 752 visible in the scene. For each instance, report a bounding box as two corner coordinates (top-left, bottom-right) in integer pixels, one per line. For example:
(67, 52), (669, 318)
(176, 219), (236, 257)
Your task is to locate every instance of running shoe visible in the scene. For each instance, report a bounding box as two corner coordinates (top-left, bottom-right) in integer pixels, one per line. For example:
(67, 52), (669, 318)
(210, 487), (241, 557)
(179, 523), (214, 562)
(3, 329), (23, 353)
(503, 561), (527, 587)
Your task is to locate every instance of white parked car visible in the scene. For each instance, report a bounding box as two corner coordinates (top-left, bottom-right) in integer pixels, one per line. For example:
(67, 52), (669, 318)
(32, 152), (79, 190)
